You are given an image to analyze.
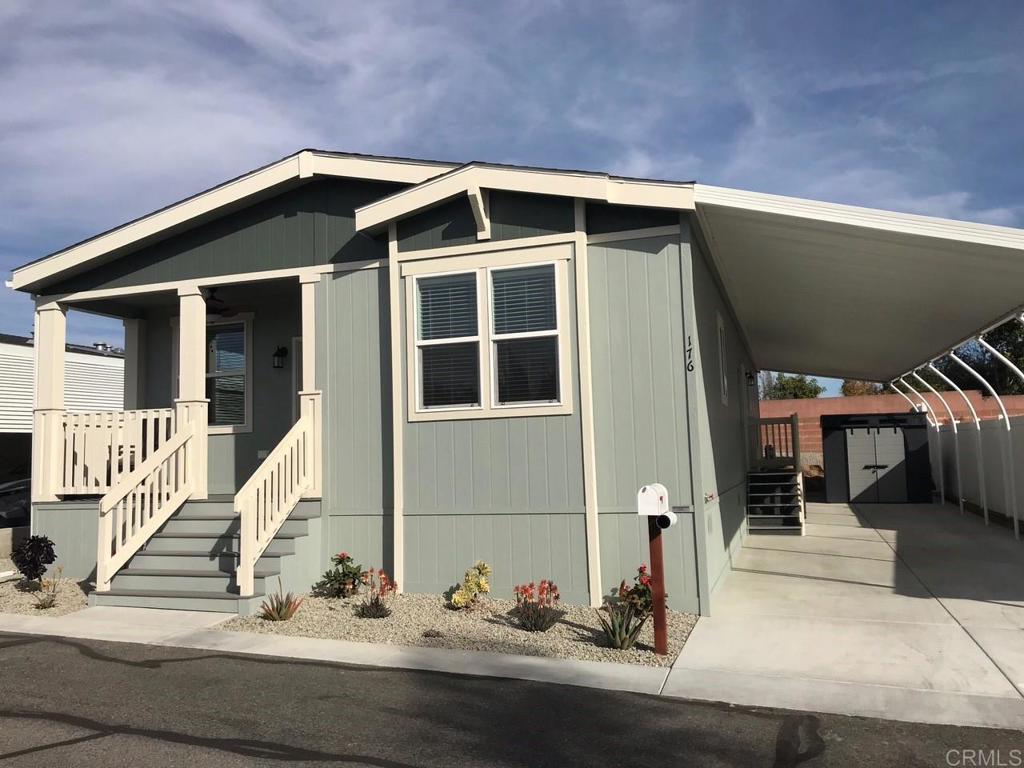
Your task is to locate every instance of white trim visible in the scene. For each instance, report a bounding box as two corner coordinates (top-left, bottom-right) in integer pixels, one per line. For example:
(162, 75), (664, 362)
(396, 231), (576, 263)
(387, 223), (405, 592)
(405, 251), (573, 422)
(355, 164), (695, 233)
(585, 225), (681, 244)
(694, 184), (1024, 251)
(400, 241), (572, 276)
(45, 260), (382, 305)
(291, 334), (302, 424)
(468, 186), (491, 241)
(573, 199), (602, 608)
(12, 152), (453, 291)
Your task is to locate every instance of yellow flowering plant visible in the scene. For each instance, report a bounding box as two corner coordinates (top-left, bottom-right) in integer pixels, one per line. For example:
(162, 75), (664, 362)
(449, 560), (492, 609)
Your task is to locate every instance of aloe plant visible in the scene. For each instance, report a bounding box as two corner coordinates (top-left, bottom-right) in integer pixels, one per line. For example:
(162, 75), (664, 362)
(259, 579), (303, 621)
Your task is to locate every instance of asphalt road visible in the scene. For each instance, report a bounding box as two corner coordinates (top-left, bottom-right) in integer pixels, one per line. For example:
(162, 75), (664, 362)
(0, 632), (1021, 767)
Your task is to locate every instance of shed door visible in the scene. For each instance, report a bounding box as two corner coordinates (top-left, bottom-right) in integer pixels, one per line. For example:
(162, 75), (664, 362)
(846, 427), (879, 502)
(874, 426), (908, 503)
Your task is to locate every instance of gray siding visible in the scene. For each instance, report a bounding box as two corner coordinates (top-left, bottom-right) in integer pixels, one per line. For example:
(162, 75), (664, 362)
(587, 234), (699, 612)
(686, 217), (755, 598)
(46, 178), (402, 293)
(318, 267), (392, 573)
(399, 254), (590, 604)
(397, 191), (575, 252)
(32, 500), (99, 581)
(586, 202), (679, 235)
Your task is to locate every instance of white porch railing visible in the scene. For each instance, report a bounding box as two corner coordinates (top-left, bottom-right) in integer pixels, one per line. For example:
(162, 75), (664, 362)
(95, 421), (195, 591)
(757, 414), (801, 469)
(57, 408), (176, 495)
(235, 392), (321, 596)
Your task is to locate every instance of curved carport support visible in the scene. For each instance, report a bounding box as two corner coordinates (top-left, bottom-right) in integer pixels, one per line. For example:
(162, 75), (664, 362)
(890, 382), (922, 413)
(913, 371), (964, 514)
(929, 363), (989, 523)
(899, 376), (944, 505)
(949, 351), (1019, 539)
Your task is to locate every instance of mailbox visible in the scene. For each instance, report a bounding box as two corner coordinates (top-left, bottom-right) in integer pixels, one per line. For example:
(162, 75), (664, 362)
(638, 483), (677, 529)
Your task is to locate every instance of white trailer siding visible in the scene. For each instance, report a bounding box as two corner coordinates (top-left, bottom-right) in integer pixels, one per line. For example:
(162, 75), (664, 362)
(0, 339), (123, 433)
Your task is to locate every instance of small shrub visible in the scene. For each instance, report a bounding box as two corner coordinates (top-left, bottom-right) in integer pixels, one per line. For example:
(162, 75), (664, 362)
(11, 535), (56, 582)
(259, 579), (303, 621)
(596, 564), (659, 650)
(449, 560), (492, 609)
(512, 579), (562, 632)
(312, 551), (364, 598)
(356, 568), (397, 619)
(32, 566), (64, 610)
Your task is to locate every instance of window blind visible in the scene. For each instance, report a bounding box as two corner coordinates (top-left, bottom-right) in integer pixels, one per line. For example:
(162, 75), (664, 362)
(421, 343), (480, 408)
(492, 265), (556, 335)
(496, 337), (558, 404)
(418, 273), (477, 340)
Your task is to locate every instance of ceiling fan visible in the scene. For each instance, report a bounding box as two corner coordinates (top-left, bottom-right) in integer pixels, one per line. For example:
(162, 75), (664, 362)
(204, 288), (253, 319)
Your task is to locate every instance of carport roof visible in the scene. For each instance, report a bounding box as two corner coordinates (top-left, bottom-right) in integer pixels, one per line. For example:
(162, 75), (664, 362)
(693, 185), (1024, 383)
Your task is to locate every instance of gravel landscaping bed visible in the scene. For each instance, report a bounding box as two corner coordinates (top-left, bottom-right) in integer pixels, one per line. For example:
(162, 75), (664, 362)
(222, 593), (698, 667)
(0, 558), (89, 617)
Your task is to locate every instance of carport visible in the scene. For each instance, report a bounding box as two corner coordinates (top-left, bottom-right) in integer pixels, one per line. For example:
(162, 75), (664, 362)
(671, 186), (1024, 727)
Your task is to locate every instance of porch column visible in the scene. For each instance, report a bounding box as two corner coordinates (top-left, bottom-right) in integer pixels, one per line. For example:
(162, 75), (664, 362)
(176, 286), (208, 499)
(122, 318), (146, 410)
(31, 300), (66, 502)
(299, 274), (322, 498)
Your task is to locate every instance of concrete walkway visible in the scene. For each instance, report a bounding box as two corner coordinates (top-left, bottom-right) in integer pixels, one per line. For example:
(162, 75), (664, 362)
(666, 502), (1024, 729)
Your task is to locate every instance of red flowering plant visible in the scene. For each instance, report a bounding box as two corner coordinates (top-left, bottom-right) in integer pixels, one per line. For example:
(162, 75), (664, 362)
(312, 551), (364, 598)
(596, 564), (661, 650)
(511, 579), (563, 632)
(357, 567), (398, 618)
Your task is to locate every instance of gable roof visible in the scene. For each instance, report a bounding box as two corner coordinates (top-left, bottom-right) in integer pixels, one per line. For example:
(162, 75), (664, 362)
(10, 150), (458, 292)
(353, 161), (695, 233)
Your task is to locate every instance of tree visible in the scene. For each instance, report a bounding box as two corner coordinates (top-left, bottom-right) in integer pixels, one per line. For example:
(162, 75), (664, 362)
(759, 372), (824, 400)
(841, 379), (883, 396)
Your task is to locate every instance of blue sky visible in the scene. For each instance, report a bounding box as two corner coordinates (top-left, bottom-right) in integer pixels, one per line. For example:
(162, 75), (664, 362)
(2, 1), (1022, 397)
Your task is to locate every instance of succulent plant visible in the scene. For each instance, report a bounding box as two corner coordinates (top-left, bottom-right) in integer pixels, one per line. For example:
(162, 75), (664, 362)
(259, 579), (303, 621)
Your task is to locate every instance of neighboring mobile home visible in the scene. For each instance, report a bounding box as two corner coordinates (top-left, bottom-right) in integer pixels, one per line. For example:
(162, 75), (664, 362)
(0, 333), (123, 485)
(11, 150), (1024, 614)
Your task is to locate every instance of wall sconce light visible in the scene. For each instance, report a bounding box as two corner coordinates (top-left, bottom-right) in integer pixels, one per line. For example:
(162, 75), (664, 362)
(272, 346), (288, 369)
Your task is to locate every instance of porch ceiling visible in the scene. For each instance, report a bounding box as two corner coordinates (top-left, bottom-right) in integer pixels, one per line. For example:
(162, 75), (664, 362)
(694, 185), (1024, 382)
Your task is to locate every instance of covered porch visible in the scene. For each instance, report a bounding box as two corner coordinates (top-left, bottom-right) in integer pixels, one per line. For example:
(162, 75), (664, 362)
(31, 274), (323, 594)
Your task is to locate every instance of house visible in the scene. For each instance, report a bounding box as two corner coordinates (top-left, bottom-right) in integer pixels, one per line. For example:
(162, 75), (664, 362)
(10, 150), (1024, 614)
(0, 333), (123, 485)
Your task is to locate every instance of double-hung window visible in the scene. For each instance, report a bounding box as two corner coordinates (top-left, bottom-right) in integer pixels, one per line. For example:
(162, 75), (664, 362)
(410, 251), (570, 420)
(206, 322), (248, 426)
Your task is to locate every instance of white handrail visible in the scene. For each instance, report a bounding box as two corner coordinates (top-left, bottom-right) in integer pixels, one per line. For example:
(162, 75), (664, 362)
(235, 414), (314, 596)
(61, 408), (176, 495)
(95, 422), (195, 591)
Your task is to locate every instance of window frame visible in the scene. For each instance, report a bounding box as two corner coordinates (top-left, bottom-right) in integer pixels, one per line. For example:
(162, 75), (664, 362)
(171, 313), (254, 434)
(405, 246), (573, 422)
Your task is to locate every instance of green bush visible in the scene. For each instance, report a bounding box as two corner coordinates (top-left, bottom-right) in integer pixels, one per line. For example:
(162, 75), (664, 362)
(312, 551), (364, 598)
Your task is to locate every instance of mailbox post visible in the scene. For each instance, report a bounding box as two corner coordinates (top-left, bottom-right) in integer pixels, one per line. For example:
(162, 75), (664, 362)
(637, 484), (672, 656)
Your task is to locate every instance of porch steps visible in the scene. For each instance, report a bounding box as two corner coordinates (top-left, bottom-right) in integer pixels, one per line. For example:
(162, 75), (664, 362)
(746, 469), (805, 535)
(89, 497), (321, 613)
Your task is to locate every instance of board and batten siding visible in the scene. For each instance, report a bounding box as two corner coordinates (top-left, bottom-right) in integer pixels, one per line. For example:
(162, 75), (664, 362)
(587, 234), (699, 612)
(397, 191), (575, 252)
(398, 257), (590, 605)
(686, 217), (756, 598)
(44, 178), (403, 294)
(0, 340), (124, 433)
(317, 267), (393, 574)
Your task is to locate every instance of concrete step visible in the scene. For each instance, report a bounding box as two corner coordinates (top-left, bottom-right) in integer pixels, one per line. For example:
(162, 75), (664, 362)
(176, 498), (321, 519)
(127, 550), (238, 573)
(159, 516), (309, 537)
(90, 589), (253, 612)
(111, 568), (277, 593)
(143, 532), (302, 555)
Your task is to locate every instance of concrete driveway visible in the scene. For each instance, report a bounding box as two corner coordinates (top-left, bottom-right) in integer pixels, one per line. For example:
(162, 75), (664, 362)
(665, 502), (1024, 729)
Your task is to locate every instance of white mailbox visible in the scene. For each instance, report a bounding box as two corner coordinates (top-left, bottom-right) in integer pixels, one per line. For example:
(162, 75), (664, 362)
(638, 484), (677, 529)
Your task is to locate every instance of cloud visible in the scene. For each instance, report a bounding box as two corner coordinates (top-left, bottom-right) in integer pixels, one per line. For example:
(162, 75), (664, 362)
(0, 1), (1020, 345)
